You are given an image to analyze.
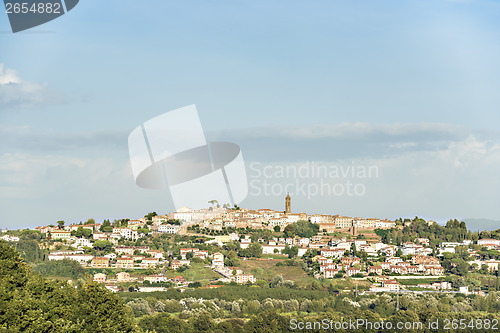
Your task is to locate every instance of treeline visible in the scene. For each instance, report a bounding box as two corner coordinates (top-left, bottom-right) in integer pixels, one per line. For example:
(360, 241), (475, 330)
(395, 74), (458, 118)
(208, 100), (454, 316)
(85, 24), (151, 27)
(121, 285), (330, 302)
(0, 240), (140, 332)
(124, 292), (500, 333)
(33, 258), (87, 280)
(377, 218), (482, 247)
(136, 310), (500, 333)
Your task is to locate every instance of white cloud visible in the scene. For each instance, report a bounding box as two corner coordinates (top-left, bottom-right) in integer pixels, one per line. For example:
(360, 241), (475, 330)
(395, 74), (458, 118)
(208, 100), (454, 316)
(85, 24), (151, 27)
(0, 63), (64, 109)
(215, 122), (469, 141)
(0, 152), (171, 229)
(243, 134), (500, 221)
(1, 123), (499, 228)
(0, 126), (127, 152)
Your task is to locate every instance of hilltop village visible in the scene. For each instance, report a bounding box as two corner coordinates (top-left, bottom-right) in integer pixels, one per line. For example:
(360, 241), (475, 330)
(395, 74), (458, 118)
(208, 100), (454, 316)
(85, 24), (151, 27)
(2, 195), (500, 295)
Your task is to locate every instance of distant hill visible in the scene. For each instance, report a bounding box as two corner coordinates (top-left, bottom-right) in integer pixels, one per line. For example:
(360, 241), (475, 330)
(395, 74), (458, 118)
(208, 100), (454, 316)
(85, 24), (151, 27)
(463, 218), (500, 232)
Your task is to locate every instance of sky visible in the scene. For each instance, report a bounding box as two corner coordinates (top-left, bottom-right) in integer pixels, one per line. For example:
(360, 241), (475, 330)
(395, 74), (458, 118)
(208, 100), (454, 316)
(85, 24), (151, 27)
(1, 0), (500, 229)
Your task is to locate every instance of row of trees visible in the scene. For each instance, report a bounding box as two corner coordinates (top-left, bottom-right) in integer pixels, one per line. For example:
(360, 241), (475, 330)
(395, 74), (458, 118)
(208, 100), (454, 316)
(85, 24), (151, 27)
(124, 291), (500, 332)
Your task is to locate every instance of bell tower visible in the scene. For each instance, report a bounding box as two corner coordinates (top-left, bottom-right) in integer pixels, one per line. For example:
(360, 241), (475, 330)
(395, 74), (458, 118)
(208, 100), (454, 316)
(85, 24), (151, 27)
(285, 193), (291, 214)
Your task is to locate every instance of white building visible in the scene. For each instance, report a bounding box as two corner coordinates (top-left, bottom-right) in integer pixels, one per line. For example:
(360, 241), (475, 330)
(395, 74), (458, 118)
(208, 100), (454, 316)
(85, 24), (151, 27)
(173, 207), (194, 223)
(158, 224), (180, 234)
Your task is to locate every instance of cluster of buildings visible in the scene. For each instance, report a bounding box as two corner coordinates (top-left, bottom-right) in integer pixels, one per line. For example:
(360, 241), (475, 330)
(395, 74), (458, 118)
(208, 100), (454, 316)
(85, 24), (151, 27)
(35, 218), (183, 244)
(0, 234), (20, 242)
(209, 251), (256, 284)
(0, 195), (497, 294)
(175, 196), (397, 232)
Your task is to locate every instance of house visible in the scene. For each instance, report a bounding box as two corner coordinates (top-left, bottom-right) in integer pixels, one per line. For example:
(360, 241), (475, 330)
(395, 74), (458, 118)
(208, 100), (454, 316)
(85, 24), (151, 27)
(93, 232), (108, 240)
(346, 267), (361, 277)
(116, 257), (134, 269)
(379, 262), (391, 270)
(144, 275), (168, 283)
(48, 253), (92, 263)
(0, 235), (20, 242)
(93, 273), (106, 283)
(321, 248), (345, 259)
(180, 248), (199, 259)
(74, 238), (92, 247)
(341, 257), (361, 267)
(116, 272), (131, 282)
(193, 250), (209, 259)
(146, 249), (164, 259)
(478, 239), (500, 247)
(240, 237), (252, 249)
(171, 276), (187, 285)
(212, 258), (224, 269)
(417, 238), (430, 245)
(51, 231), (71, 240)
(387, 257), (403, 264)
(214, 235), (231, 244)
(316, 256), (331, 265)
(105, 285), (120, 292)
(423, 265), (444, 275)
(432, 281), (452, 290)
(324, 268), (339, 278)
(484, 260), (500, 272)
(68, 225), (94, 232)
(171, 260), (183, 270)
(158, 224), (180, 234)
(212, 252), (224, 262)
(382, 279), (400, 291)
(318, 223), (337, 233)
(262, 244), (286, 255)
(412, 255), (439, 265)
(141, 258), (160, 267)
(235, 274), (256, 284)
(320, 263), (336, 272)
(35, 226), (52, 234)
(112, 227), (138, 240)
(91, 257), (110, 268)
(368, 266), (382, 275)
(105, 253), (117, 260)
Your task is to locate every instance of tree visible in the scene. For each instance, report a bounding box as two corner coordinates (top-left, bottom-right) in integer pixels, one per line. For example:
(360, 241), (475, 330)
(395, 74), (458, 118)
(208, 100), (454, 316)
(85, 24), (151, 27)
(139, 313), (187, 333)
(0, 240), (140, 332)
(248, 242), (263, 258)
(100, 220), (113, 233)
(191, 312), (214, 331)
(82, 228), (92, 238)
(15, 239), (45, 264)
(33, 258), (86, 280)
(283, 245), (299, 259)
(144, 212), (157, 221)
(273, 226), (281, 233)
(283, 225), (295, 238)
(92, 240), (113, 253)
(57, 220), (65, 229)
(293, 220), (319, 238)
(73, 226), (84, 237)
(270, 274), (283, 288)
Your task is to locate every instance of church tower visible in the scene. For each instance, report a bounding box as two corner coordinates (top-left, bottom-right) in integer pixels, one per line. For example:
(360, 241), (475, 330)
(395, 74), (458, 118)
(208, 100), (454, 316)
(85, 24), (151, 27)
(285, 193), (291, 214)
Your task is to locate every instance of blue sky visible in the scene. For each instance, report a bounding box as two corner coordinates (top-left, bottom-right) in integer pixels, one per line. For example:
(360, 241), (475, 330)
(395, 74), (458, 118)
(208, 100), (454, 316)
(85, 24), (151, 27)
(1, 0), (500, 229)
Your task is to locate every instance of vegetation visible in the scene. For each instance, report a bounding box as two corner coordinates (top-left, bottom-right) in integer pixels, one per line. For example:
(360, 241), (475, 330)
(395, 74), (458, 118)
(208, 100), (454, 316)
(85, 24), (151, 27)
(33, 258), (87, 280)
(0, 240), (140, 332)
